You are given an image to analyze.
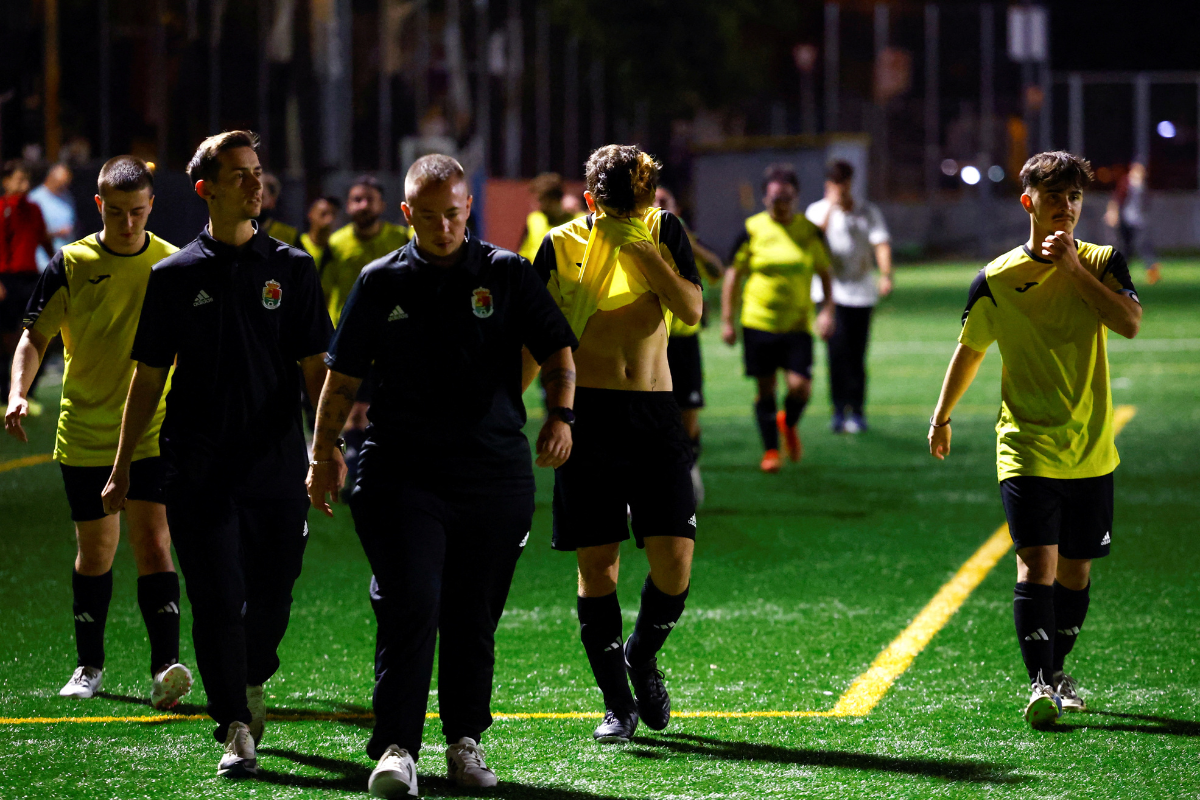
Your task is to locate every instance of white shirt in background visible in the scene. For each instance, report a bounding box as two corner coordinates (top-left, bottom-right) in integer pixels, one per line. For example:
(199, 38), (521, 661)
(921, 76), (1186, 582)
(805, 198), (890, 308)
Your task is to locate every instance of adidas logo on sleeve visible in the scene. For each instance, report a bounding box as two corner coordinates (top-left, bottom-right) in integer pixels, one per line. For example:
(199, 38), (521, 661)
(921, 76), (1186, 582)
(193, 289), (214, 307)
(387, 305), (408, 321)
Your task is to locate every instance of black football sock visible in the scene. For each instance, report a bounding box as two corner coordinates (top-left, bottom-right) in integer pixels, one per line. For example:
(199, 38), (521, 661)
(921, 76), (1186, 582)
(784, 393), (808, 428)
(625, 576), (689, 668)
(73, 570), (113, 670)
(754, 395), (779, 451)
(577, 592), (634, 713)
(1013, 581), (1055, 685)
(1052, 581), (1090, 674)
(137, 571), (181, 676)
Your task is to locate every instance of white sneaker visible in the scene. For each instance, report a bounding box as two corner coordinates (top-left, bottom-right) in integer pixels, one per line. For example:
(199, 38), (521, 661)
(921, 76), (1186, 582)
(1024, 679), (1063, 729)
(150, 663), (193, 710)
(1053, 672), (1087, 712)
(217, 720), (258, 778)
(369, 745), (418, 798)
(59, 666), (103, 698)
(246, 684), (266, 744)
(446, 737), (498, 788)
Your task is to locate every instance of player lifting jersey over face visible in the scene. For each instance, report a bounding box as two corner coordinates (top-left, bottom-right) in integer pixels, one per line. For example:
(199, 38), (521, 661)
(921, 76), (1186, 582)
(532, 145), (704, 743)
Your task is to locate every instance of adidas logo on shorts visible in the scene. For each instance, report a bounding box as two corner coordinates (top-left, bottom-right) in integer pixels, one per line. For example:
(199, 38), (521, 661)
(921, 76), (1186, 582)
(687, 514), (697, 528)
(193, 289), (214, 307)
(1100, 531), (1111, 545)
(387, 305), (408, 321)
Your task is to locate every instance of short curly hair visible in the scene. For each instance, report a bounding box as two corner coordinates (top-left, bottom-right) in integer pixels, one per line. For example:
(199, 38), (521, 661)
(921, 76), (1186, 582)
(585, 145), (660, 217)
(1020, 151), (1094, 192)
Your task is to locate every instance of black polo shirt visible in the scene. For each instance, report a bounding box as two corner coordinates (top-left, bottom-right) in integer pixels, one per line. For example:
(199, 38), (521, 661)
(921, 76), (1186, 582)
(131, 224), (333, 499)
(325, 231), (577, 495)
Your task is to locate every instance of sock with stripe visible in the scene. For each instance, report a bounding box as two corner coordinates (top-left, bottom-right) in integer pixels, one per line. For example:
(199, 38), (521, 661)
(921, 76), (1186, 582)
(754, 395), (779, 451)
(784, 393), (808, 428)
(625, 576), (689, 668)
(137, 571), (181, 675)
(1052, 581), (1090, 675)
(73, 570), (113, 670)
(577, 592), (635, 713)
(1013, 581), (1055, 685)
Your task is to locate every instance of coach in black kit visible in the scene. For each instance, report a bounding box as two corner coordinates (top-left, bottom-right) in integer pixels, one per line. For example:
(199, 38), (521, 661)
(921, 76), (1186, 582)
(104, 131), (335, 779)
(307, 155), (577, 797)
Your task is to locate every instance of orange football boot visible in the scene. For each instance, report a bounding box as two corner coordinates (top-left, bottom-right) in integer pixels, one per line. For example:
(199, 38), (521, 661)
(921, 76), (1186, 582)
(760, 449), (782, 473)
(776, 410), (803, 462)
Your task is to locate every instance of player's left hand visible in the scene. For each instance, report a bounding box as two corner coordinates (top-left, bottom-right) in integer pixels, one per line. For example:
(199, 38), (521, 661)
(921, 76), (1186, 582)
(816, 305), (837, 341)
(4, 396), (29, 443)
(1041, 230), (1081, 268)
(306, 449), (348, 517)
(878, 274), (894, 298)
(535, 418), (572, 468)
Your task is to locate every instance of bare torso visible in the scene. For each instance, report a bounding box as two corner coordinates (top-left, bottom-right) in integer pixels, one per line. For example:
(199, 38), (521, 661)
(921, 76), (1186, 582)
(575, 292), (672, 391)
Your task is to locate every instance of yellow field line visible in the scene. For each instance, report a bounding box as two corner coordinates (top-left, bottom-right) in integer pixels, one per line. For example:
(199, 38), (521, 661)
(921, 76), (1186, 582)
(0, 407), (1138, 726)
(0, 453), (53, 473)
(831, 404), (1136, 716)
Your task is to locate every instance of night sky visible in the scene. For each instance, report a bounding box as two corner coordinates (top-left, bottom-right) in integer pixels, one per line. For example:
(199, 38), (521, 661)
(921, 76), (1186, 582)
(1051, 1), (1200, 71)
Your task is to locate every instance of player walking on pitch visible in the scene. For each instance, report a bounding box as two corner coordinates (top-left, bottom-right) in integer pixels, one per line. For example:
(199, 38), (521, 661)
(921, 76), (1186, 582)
(309, 155), (577, 796)
(928, 152), (1142, 729)
(102, 131), (335, 777)
(533, 145), (703, 743)
(721, 164), (834, 472)
(5, 156), (192, 709)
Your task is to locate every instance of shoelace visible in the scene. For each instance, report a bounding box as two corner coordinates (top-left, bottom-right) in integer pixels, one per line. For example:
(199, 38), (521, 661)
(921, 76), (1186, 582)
(455, 743), (486, 769)
(68, 668), (92, 686)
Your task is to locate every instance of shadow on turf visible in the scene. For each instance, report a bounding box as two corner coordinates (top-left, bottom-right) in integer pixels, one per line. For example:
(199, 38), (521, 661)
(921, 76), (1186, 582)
(628, 732), (1027, 785)
(257, 748), (648, 798)
(1057, 709), (1200, 737)
(95, 692), (376, 728)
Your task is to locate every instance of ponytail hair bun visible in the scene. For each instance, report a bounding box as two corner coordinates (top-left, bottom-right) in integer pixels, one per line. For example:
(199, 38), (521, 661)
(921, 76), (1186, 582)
(585, 144), (662, 216)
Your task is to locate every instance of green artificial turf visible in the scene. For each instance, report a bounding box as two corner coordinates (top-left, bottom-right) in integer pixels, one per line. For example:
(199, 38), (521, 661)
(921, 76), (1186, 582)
(1, 261), (1198, 799)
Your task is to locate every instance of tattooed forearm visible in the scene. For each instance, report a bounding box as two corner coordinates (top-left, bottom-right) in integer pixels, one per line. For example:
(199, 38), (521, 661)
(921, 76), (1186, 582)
(312, 371), (362, 459)
(542, 367), (576, 390)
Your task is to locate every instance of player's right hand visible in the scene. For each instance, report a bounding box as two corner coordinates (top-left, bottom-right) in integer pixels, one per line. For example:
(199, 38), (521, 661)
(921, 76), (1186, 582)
(928, 423), (951, 460)
(306, 452), (347, 518)
(101, 468), (130, 515)
(4, 396), (29, 443)
(721, 321), (737, 346)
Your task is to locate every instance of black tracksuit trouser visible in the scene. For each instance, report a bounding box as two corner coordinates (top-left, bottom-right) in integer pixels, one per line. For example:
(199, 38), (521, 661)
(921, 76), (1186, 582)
(350, 457), (533, 761)
(166, 493), (310, 743)
(827, 304), (874, 415)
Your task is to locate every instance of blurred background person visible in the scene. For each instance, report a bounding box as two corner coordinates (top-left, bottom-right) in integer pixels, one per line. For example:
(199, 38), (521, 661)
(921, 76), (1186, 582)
(300, 195), (341, 278)
(30, 163), (76, 272)
(257, 173), (300, 247)
(1, 160), (52, 407)
(518, 172), (582, 262)
(1105, 162), (1161, 285)
(807, 160), (893, 434)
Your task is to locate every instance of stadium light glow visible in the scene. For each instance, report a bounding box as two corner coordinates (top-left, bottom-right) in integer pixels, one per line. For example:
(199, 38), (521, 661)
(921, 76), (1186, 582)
(1157, 120), (1177, 138)
(988, 165), (1005, 182)
(961, 166), (981, 185)
(940, 159), (958, 176)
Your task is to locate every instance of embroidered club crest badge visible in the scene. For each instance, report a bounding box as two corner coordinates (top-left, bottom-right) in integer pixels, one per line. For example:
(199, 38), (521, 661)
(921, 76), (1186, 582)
(262, 279), (282, 309)
(471, 287), (494, 318)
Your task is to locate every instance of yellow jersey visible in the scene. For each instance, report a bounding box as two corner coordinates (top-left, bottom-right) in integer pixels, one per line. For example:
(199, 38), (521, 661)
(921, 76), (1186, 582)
(518, 209), (582, 262)
(262, 217), (300, 248)
(959, 241), (1140, 481)
(23, 232), (177, 466)
(730, 211), (830, 334)
(322, 221), (411, 325)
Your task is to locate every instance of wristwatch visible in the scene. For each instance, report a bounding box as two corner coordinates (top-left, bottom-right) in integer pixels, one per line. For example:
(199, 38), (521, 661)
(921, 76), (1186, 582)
(546, 407), (576, 426)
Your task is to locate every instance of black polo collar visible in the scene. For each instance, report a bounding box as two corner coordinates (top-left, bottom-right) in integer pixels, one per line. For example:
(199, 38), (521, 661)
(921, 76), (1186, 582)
(406, 229), (481, 276)
(197, 221), (273, 261)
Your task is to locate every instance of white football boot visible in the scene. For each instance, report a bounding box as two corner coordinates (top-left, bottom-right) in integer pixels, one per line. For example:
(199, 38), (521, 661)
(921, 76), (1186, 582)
(446, 737), (498, 788)
(217, 720), (258, 778)
(1053, 671), (1087, 712)
(368, 745), (418, 798)
(150, 663), (193, 710)
(59, 666), (103, 698)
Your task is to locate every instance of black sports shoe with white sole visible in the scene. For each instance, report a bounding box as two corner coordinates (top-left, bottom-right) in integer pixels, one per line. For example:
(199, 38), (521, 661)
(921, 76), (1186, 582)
(625, 651), (671, 731)
(592, 707), (638, 743)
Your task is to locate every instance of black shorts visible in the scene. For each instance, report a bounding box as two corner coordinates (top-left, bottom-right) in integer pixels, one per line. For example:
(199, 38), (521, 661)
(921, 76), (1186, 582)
(1000, 472), (1114, 560)
(667, 334), (704, 410)
(552, 388), (697, 551)
(60, 456), (167, 522)
(1, 272), (40, 333)
(742, 327), (813, 379)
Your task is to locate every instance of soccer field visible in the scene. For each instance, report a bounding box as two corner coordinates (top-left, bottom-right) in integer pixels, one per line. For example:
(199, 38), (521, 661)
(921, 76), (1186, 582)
(2, 262), (1198, 799)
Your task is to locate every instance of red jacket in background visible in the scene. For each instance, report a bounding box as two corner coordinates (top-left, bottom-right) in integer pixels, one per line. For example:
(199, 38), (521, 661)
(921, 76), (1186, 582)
(0, 194), (48, 274)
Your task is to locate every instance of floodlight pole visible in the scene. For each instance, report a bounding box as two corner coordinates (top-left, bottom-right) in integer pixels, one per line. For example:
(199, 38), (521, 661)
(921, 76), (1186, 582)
(475, 0), (491, 176)
(824, 3), (839, 133)
(979, 3), (995, 259)
(924, 3), (939, 200)
(563, 35), (579, 178)
(535, 5), (550, 174)
(1134, 73), (1150, 165)
(503, 0), (522, 178)
(1068, 72), (1083, 156)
